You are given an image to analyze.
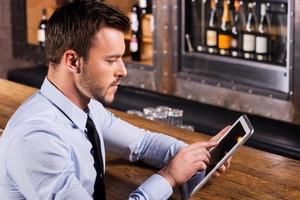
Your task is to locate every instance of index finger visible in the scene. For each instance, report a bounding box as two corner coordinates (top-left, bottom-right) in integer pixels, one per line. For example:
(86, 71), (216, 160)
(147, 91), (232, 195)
(210, 126), (231, 142)
(188, 141), (218, 150)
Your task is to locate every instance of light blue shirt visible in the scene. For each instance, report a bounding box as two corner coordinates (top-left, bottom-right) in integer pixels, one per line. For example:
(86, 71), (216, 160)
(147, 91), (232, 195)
(0, 78), (189, 200)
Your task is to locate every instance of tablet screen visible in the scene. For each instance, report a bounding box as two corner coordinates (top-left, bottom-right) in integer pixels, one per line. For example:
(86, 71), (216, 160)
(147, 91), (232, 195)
(206, 121), (246, 175)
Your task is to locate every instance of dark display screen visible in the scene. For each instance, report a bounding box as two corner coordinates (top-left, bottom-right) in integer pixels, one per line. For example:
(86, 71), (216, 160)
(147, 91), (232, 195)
(206, 122), (246, 175)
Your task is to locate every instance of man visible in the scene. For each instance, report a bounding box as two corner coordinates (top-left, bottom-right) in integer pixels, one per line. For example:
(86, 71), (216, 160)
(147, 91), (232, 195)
(0, 1), (230, 199)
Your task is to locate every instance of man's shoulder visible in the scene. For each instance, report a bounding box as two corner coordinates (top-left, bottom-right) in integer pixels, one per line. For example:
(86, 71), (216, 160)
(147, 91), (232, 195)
(2, 91), (74, 147)
(2, 117), (72, 148)
(7, 91), (69, 129)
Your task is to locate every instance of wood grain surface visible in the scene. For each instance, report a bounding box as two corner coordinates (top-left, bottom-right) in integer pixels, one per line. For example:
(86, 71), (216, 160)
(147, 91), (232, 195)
(1, 79), (300, 200)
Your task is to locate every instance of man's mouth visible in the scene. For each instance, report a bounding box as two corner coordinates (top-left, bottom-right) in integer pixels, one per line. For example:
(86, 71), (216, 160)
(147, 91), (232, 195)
(111, 79), (121, 87)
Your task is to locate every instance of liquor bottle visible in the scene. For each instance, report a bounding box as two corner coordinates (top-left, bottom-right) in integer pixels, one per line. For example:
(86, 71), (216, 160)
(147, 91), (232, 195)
(191, 0), (204, 52)
(139, 0), (152, 14)
(185, 34), (194, 52)
(255, 3), (270, 61)
(270, 3), (287, 65)
(238, 0), (247, 27)
(37, 8), (47, 46)
(242, 2), (257, 59)
(146, 0), (152, 14)
(139, 0), (153, 37)
(130, 2), (142, 61)
(139, 0), (147, 15)
(206, 0), (219, 54)
(148, 0), (154, 33)
(218, 0), (232, 55)
(231, 0), (243, 57)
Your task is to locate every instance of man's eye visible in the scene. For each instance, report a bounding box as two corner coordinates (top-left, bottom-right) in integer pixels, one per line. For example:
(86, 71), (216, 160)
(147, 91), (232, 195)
(107, 60), (117, 63)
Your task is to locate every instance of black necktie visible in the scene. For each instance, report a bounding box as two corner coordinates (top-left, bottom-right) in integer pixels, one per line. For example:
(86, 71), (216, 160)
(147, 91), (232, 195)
(85, 116), (106, 200)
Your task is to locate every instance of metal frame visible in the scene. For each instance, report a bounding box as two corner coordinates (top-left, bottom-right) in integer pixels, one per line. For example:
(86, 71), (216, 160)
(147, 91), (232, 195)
(180, 0), (292, 98)
(173, 0), (298, 124)
(293, 1), (300, 120)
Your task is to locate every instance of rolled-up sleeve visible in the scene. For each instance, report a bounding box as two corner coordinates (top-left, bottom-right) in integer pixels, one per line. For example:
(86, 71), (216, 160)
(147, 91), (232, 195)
(129, 174), (173, 200)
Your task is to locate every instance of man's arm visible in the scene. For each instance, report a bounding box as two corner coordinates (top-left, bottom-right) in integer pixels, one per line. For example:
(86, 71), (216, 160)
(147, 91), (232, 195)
(98, 104), (229, 199)
(6, 128), (93, 200)
(100, 108), (214, 200)
(102, 111), (187, 167)
(91, 100), (186, 166)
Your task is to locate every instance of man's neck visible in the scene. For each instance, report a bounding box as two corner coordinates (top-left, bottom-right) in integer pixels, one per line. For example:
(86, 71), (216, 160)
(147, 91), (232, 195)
(47, 66), (90, 110)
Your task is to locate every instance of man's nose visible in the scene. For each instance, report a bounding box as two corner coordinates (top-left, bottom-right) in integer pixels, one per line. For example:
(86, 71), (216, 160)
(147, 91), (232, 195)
(117, 59), (127, 77)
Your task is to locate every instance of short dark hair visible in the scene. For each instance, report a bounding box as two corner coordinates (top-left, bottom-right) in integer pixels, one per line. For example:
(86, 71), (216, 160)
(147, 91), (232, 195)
(45, 0), (130, 65)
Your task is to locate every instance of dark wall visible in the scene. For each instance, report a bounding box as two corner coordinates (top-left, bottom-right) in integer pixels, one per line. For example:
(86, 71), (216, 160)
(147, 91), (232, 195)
(0, 0), (34, 78)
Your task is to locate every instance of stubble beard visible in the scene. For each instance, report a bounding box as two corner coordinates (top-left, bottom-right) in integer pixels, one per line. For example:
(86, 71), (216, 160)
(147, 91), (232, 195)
(79, 64), (115, 105)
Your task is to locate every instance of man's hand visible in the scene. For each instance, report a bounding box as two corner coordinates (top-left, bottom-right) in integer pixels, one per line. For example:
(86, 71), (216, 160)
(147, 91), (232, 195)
(158, 141), (217, 187)
(214, 156), (232, 177)
(210, 126), (232, 177)
(209, 126), (230, 142)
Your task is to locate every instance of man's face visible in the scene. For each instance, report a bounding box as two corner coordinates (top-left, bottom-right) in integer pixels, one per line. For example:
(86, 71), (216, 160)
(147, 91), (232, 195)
(78, 27), (127, 104)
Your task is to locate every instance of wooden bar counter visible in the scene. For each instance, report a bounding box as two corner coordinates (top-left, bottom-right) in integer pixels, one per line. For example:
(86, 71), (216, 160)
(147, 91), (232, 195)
(1, 79), (300, 200)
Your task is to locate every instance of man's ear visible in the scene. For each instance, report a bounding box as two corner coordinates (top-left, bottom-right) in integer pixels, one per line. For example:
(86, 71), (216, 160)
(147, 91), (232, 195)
(63, 50), (81, 73)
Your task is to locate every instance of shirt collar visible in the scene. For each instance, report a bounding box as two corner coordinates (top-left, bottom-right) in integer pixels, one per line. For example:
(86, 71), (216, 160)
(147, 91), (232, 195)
(40, 78), (88, 132)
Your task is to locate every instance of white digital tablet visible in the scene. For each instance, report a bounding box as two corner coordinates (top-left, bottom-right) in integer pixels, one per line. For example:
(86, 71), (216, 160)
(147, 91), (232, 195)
(180, 114), (254, 200)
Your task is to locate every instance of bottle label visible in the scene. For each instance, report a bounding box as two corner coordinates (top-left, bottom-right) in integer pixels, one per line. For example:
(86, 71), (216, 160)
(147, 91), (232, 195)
(37, 29), (46, 42)
(231, 38), (238, 48)
(208, 47), (215, 53)
(131, 13), (139, 32)
(257, 54), (265, 61)
(218, 34), (231, 49)
(244, 52), (251, 59)
(139, 0), (147, 8)
(197, 45), (205, 52)
(220, 49), (227, 55)
(150, 15), (154, 32)
(232, 50), (238, 57)
(206, 30), (217, 46)
(255, 36), (268, 54)
(130, 38), (138, 52)
(243, 34), (255, 51)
